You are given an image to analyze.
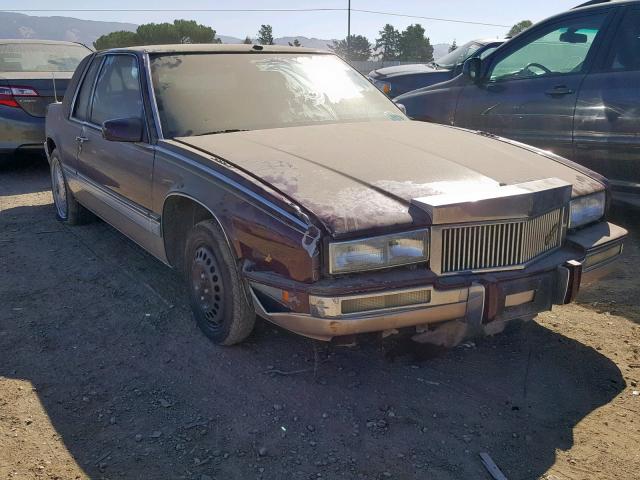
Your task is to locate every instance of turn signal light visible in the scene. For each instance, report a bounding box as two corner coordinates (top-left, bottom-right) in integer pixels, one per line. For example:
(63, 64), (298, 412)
(0, 85), (39, 109)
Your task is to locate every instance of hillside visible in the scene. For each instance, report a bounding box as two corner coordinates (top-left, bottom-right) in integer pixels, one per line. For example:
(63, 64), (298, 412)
(0, 11), (450, 58)
(0, 11), (136, 46)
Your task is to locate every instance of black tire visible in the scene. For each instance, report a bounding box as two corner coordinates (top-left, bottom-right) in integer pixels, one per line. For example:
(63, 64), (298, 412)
(49, 149), (92, 225)
(184, 220), (255, 345)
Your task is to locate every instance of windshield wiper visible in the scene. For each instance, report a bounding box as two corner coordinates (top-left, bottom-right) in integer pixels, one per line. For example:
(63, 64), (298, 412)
(195, 129), (249, 136)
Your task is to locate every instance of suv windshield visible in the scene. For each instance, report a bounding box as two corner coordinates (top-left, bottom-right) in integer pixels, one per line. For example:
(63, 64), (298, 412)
(0, 43), (91, 72)
(434, 41), (484, 69)
(150, 53), (406, 138)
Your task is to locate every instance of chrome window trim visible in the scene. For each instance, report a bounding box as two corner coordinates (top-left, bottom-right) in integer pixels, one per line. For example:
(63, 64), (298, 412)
(143, 52), (164, 140)
(155, 145), (309, 233)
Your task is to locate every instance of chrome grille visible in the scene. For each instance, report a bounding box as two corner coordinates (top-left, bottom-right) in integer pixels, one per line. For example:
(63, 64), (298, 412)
(440, 208), (565, 274)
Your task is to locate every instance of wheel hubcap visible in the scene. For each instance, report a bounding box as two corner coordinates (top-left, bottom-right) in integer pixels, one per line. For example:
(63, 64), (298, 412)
(52, 160), (68, 219)
(191, 246), (225, 326)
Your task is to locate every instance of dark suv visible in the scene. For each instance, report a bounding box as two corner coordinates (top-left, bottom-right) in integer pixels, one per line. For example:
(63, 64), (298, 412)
(368, 38), (505, 98)
(396, 0), (640, 194)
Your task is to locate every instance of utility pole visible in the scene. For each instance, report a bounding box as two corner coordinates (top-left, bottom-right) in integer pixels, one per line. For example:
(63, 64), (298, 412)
(347, 0), (351, 59)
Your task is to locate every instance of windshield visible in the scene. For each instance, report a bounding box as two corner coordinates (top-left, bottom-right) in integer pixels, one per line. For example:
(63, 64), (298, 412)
(435, 41), (484, 69)
(0, 43), (91, 72)
(150, 53), (406, 138)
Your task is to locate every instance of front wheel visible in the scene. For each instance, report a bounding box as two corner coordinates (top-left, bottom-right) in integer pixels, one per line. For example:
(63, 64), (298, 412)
(184, 220), (255, 345)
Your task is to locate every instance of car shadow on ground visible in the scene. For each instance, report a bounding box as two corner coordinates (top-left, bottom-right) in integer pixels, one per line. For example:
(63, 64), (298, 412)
(0, 197), (627, 479)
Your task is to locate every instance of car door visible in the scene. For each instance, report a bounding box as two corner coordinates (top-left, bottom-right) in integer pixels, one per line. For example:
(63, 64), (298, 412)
(75, 53), (159, 246)
(574, 6), (640, 190)
(454, 10), (612, 159)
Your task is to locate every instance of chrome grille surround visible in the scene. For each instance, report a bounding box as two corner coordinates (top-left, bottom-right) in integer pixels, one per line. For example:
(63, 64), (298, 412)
(431, 207), (569, 275)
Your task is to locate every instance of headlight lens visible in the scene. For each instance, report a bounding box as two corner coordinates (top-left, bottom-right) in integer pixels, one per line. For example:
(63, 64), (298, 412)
(329, 230), (429, 274)
(569, 191), (606, 228)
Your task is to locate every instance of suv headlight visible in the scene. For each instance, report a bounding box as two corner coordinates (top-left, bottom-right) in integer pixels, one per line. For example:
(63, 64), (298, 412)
(569, 191), (605, 229)
(329, 230), (429, 274)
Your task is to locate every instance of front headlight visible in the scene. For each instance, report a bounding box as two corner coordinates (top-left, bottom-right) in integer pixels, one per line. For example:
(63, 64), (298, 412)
(569, 191), (606, 229)
(329, 230), (429, 274)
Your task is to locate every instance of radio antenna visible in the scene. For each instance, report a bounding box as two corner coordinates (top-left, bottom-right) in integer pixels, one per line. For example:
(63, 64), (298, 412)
(52, 72), (59, 103)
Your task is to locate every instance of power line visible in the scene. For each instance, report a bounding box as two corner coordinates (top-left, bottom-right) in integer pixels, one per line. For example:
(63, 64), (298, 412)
(352, 9), (511, 28)
(1, 8), (510, 28)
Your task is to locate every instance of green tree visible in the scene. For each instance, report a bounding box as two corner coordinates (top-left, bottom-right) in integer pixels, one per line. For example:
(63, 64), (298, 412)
(330, 34), (371, 61)
(508, 20), (533, 37)
(243, 36), (253, 44)
(257, 24), (274, 45)
(375, 24), (401, 60)
(93, 19), (220, 50)
(173, 19), (220, 43)
(448, 39), (458, 53)
(398, 24), (434, 62)
(93, 31), (139, 50)
(288, 39), (302, 47)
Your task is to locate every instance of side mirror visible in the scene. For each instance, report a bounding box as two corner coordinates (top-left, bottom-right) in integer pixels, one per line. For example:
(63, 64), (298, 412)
(462, 57), (483, 84)
(102, 117), (143, 143)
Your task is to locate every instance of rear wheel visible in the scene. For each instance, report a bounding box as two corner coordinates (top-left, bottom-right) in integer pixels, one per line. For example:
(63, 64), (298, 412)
(50, 150), (92, 225)
(184, 220), (255, 345)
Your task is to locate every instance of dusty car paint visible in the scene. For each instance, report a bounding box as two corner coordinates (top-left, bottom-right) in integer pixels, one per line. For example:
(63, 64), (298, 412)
(177, 121), (605, 236)
(45, 44), (628, 344)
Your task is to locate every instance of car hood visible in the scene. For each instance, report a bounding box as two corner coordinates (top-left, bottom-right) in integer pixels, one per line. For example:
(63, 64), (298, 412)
(175, 121), (604, 236)
(370, 63), (444, 78)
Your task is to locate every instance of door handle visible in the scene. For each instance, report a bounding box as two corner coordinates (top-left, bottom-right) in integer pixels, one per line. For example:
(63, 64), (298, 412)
(545, 86), (574, 96)
(75, 136), (88, 143)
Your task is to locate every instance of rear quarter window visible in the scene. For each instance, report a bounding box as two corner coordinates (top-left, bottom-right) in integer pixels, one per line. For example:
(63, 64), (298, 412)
(72, 57), (103, 121)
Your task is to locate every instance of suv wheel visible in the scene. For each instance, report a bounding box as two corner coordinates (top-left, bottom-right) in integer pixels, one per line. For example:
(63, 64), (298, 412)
(50, 150), (92, 224)
(184, 220), (255, 345)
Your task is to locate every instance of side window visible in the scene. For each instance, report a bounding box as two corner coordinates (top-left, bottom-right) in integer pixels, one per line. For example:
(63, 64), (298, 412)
(72, 57), (102, 121)
(605, 10), (640, 72)
(90, 55), (143, 126)
(490, 13), (608, 82)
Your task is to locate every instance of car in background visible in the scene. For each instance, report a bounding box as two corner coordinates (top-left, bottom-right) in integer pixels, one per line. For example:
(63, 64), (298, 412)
(45, 44), (626, 347)
(368, 38), (505, 98)
(395, 0), (640, 195)
(0, 40), (91, 162)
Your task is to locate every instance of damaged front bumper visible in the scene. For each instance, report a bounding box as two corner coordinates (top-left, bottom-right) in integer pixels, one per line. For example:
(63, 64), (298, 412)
(248, 221), (627, 343)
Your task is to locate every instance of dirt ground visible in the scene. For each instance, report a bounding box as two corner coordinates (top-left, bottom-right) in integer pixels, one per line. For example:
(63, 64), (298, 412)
(1, 158), (639, 480)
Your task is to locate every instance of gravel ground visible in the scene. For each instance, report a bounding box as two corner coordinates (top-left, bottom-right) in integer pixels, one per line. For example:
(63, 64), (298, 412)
(1, 158), (639, 480)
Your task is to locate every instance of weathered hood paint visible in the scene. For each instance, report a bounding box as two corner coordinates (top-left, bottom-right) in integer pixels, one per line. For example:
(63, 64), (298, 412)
(175, 121), (604, 235)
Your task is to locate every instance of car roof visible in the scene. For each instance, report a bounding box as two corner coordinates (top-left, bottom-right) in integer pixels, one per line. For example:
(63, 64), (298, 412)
(0, 39), (88, 47)
(572, 0), (638, 9)
(571, 0), (638, 10)
(109, 44), (329, 55)
(476, 38), (508, 45)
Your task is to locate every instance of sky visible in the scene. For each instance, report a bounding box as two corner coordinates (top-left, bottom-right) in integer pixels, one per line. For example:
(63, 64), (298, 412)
(7, 0), (581, 43)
